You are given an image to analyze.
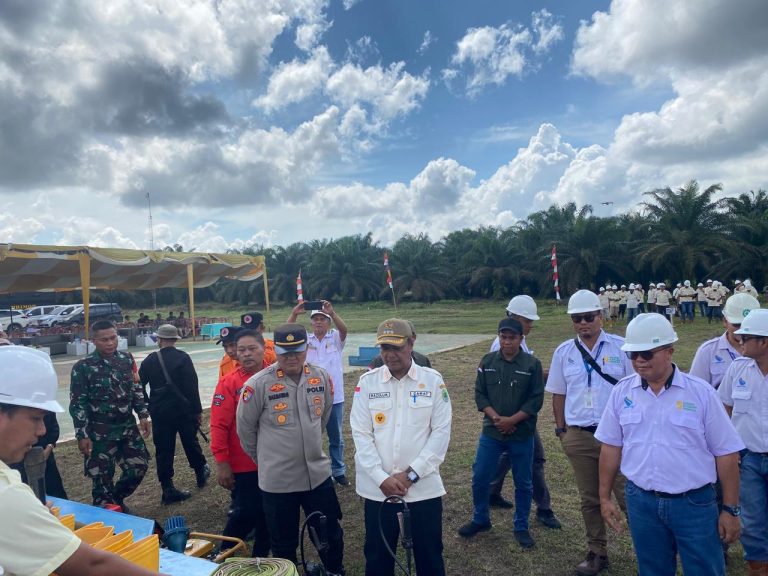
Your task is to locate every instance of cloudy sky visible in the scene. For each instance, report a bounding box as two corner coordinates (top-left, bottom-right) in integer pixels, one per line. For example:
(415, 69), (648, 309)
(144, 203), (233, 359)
(1, 0), (767, 252)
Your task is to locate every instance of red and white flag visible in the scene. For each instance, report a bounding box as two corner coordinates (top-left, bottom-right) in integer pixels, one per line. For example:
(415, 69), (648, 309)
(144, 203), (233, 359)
(296, 269), (303, 302)
(551, 245), (561, 300)
(383, 251), (393, 289)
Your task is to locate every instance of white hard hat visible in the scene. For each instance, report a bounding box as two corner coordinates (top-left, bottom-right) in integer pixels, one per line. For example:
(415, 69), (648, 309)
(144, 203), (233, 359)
(697, 282), (703, 287)
(744, 279), (753, 287)
(629, 283), (636, 289)
(723, 293), (761, 324)
(611, 284), (618, 290)
(707, 279), (713, 283)
(649, 282), (656, 287)
(621, 313), (679, 352)
(506, 295), (540, 321)
(599, 286), (605, 292)
(0, 347), (63, 412)
(567, 290), (602, 314)
(684, 280), (691, 287)
(713, 281), (721, 288)
(735, 309), (768, 337)
(658, 282), (665, 288)
(621, 284), (626, 288)
(637, 283), (642, 288)
(735, 279), (742, 284)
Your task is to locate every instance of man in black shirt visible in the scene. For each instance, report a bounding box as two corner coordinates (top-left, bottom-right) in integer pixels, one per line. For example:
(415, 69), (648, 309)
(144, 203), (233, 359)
(139, 324), (209, 504)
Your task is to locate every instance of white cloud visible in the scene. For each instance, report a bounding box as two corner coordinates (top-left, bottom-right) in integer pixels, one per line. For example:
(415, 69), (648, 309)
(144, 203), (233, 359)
(572, 0), (768, 85)
(0, 214), (46, 244)
(569, 0), (768, 204)
(444, 9), (563, 96)
(342, 0), (362, 10)
(326, 62), (429, 124)
(253, 47), (335, 112)
(418, 31), (434, 54)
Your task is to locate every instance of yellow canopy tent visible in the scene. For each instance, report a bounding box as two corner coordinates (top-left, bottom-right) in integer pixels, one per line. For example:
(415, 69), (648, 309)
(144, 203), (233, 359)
(0, 243), (269, 339)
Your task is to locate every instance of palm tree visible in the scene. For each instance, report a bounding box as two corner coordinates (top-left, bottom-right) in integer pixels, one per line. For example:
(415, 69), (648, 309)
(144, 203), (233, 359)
(266, 243), (311, 304)
(306, 234), (382, 301)
(388, 234), (452, 302)
(719, 190), (768, 287)
(634, 180), (728, 281)
(465, 227), (527, 299)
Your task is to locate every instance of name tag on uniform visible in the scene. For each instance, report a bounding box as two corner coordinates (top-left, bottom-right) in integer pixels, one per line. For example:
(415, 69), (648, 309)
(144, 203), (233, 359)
(584, 389), (593, 408)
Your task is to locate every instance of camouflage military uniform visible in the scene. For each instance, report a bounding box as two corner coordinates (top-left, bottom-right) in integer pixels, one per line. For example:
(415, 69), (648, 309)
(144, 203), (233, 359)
(70, 349), (150, 506)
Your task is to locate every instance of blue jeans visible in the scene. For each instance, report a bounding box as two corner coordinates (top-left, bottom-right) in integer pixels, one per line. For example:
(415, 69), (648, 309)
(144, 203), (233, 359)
(472, 433), (533, 531)
(625, 480), (724, 576)
(326, 402), (346, 477)
(699, 301), (707, 316)
(627, 307), (639, 322)
(681, 301), (694, 321)
(740, 451), (768, 561)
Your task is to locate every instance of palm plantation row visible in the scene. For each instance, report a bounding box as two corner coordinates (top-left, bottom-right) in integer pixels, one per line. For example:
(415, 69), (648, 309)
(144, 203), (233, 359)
(88, 181), (768, 309)
(232, 181), (768, 304)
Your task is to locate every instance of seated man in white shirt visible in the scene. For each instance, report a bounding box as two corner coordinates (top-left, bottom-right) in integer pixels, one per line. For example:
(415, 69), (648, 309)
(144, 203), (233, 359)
(350, 318), (452, 576)
(0, 346), (162, 576)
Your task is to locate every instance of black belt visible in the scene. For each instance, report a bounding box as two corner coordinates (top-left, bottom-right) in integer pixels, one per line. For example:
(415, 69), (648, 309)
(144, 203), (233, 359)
(569, 425), (597, 434)
(637, 483), (712, 499)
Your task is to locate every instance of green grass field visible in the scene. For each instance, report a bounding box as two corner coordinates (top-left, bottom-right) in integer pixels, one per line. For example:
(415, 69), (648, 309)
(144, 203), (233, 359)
(58, 300), (747, 575)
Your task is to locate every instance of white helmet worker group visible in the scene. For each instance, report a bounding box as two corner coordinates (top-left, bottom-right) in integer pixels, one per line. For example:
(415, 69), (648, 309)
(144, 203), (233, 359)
(0, 346), (63, 412)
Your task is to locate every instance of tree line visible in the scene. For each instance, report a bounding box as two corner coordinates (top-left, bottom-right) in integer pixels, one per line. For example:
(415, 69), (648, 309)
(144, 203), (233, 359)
(77, 181), (768, 308)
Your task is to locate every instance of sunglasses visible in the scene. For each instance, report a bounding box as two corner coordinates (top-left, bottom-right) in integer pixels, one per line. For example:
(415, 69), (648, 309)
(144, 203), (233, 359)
(738, 334), (764, 344)
(571, 313), (599, 324)
(626, 347), (670, 361)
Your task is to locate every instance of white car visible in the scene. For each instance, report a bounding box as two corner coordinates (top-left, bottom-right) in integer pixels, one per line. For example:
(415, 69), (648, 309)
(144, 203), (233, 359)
(33, 304), (84, 327)
(23, 305), (60, 320)
(0, 310), (31, 331)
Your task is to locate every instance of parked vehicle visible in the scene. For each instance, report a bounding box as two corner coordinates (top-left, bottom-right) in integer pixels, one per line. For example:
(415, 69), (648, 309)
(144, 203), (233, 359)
(61, 303), (123, 326)
(23, 305), (60, 319)
(33, 304), (84, 327)
(0, 309), (31, 331)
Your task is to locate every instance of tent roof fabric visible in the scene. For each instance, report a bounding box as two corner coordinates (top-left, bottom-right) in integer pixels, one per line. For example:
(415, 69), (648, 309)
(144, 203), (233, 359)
(0, 243), (265, 293)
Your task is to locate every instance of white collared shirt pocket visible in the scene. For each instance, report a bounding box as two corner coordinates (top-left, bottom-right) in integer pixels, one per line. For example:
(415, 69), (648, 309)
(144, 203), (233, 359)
(731, 387), (752, 414)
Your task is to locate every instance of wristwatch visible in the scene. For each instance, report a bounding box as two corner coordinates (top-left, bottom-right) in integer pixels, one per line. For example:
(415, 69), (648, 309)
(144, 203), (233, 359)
(555, 426), (568, 437)
(722, 504), (741, 517)
(406, 467), (420, 483)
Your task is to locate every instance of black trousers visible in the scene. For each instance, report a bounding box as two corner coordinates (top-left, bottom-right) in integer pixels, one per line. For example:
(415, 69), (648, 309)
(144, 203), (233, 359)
(222, 471), (271, 557)
(489, 427), (551, 511)
(261, 477), (344, 573)
(363, 497), (445, 576)
(152, 414), (207, 483)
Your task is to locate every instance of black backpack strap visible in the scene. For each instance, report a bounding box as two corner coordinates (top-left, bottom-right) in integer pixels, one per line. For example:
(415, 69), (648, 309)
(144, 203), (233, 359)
(573, 338), (619, 385)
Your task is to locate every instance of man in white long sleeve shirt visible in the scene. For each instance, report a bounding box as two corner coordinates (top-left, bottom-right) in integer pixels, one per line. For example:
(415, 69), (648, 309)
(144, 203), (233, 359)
(350, 318), (452, 576)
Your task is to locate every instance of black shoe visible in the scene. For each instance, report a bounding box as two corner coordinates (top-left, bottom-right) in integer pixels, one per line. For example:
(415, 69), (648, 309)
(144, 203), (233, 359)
(195, 464), (211, 488)
(488, 494), (513, 509)
(333, 474), (350, 487)
(575, 551), (609, 576)
(514, 529), (535, 549)
(458, 521), (492, 538)
(161, 483), (192, 505)
(536, 509), (562, 529)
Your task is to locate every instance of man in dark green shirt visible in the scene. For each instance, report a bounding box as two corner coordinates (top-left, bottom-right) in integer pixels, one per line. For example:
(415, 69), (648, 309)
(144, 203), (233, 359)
(458, 318), (544, 549)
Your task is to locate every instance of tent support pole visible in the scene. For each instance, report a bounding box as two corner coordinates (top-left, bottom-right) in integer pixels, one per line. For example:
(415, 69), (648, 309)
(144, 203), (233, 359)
(79, 253), (91, 341)
(187, 264), (196, 340)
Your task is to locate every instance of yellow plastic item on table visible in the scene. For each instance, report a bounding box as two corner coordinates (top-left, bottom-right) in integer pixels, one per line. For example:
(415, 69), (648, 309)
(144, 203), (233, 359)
(74, 524), (114, 545)
(93, 530), (133, 553)
(58, 514), (75, 531)
(118, 534), (159, 571)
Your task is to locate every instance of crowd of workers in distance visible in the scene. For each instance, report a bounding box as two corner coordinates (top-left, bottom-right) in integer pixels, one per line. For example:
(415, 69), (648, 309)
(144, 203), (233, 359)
(597, 278), (761, 324)
(1, 286), (768, 576)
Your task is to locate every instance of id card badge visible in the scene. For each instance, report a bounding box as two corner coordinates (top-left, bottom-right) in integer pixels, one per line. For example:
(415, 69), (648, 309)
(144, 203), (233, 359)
(584, 388), (594, 409)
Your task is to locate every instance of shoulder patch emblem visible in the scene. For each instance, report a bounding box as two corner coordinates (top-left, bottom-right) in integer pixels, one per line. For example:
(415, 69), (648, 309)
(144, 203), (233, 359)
(242, 386), (254, 403)
(276, 368), (285, 378)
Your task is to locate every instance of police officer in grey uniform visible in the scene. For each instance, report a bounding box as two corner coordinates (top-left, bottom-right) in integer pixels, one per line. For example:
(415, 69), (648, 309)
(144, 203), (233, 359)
(236, 323), (345, 574)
